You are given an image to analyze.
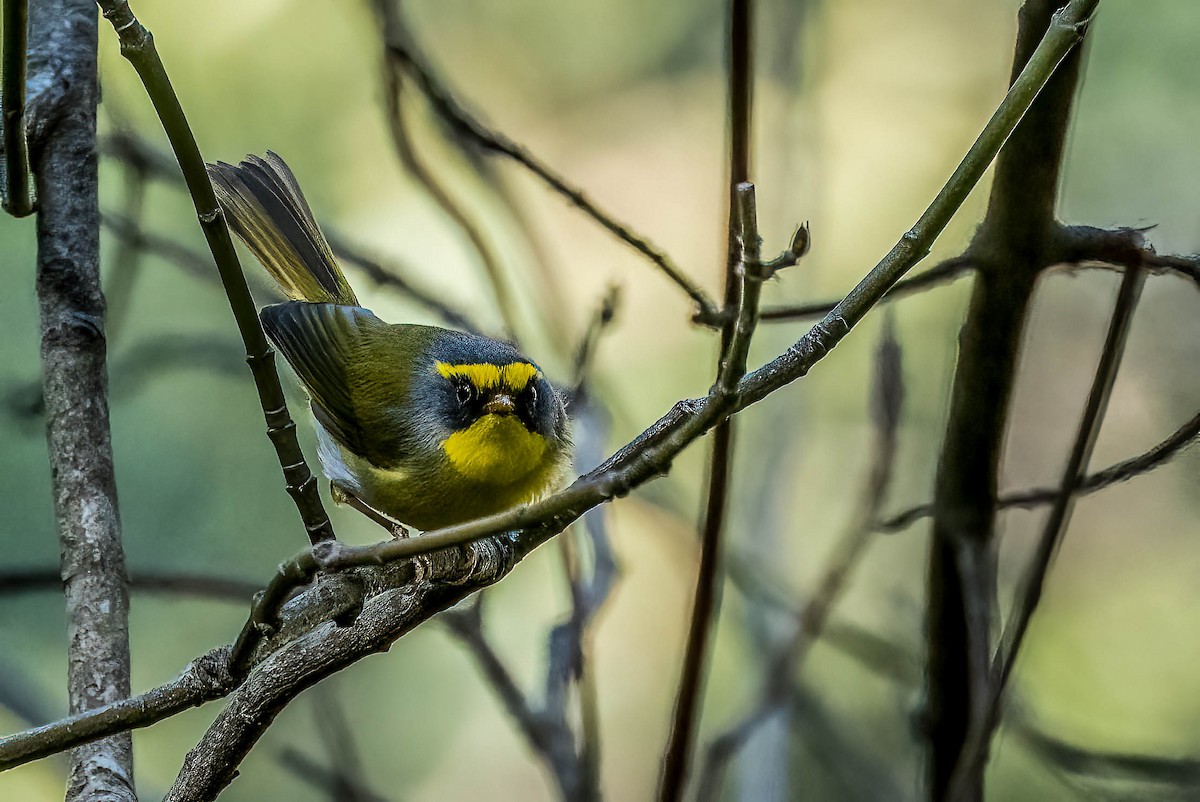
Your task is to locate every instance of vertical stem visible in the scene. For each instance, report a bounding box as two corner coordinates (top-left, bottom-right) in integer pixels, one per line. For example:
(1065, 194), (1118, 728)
(2, 0), (34, 216)
(925, 2), (1093, 798)
(29, 0), (135, 798)
(660, 2), (753, 799)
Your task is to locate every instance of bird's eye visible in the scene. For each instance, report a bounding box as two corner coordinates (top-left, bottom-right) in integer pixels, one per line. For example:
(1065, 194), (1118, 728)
(528, 385), (538, 405)
(456, 382), (474, 405)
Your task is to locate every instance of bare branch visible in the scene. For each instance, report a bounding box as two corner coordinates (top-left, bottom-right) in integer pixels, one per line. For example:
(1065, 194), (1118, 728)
(660, 3), (759, 783)
(0, 568), (258, 603)
(371, 0), (520, 339)
(926, 2), (1098, 797)
(698, 316), (904, 795)
(374, 0), (720, 324)
(877, 405), (1200, 533)
(948, 263), (1147, 797)
(760, 256), (974, 321)
(96, 0), (334, 544)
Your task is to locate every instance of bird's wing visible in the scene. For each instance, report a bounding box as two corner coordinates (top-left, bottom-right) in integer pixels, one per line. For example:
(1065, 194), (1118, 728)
(259, 302), (415, 468)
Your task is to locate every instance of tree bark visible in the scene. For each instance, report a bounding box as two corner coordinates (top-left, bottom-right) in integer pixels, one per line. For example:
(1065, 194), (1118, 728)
(28, 0), (136, 799)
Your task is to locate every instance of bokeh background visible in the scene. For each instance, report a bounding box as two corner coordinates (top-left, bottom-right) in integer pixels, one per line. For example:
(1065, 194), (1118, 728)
(2, 0), (1199, 799)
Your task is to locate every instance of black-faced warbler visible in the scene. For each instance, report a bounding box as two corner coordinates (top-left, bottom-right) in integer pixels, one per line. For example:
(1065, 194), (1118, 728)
(207, 153), (571, 532)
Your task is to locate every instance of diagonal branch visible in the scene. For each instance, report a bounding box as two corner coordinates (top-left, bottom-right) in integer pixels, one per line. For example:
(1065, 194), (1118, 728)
(877, 406), (1200, 534)
(375, 0), (721, 325)
(698, 316), (904, 797)
(95, 0), (334, 544)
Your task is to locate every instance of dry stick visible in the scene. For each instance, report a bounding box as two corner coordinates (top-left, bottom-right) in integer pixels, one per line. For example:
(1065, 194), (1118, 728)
(442, 599), (585, 799)
(659, 3), (757, 796)
(372, 1), (520, 341)
(946, 263), (1147, 800)
(877, 406), (1200, 533)
(276, 748), (387, 802)
(379, 7), (720, 326)
(95, 0), (333, 545)
(1, 0), (33, 216)
(698, 316), (905, 800)
(27, 2), (135, 799)
(925, 3), (1095, 798)
(570, 286), (621, 393)
(761, 257), (974, 321)
(0, 648), (238, 771)
(0, 6), (1090, 771)
(375, 3), (569, 351)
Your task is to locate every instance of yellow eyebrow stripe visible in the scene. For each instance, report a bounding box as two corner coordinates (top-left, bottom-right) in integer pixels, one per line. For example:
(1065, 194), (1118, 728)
(435, 361), (539, 391)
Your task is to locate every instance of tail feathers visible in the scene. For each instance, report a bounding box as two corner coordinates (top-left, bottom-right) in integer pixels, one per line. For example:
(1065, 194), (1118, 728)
(207, 152), (357, 306)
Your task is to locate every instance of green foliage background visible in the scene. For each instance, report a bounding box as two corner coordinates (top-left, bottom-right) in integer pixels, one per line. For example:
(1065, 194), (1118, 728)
(1, 0), (1198, 799)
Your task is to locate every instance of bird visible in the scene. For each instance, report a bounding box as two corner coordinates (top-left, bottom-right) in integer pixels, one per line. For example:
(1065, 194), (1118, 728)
(207, 152), (571, 533)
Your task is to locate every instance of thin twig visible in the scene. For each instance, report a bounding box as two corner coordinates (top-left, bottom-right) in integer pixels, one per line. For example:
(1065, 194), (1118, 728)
(2, 0), (33, 216)
(102, 162), (149, 342)
(0, 568), (258, 602)
(698, 316), (904, 796)
(442, 598), (585, 799)
(760, 256), (974, 321)
(325, 230), (479, 333)
(372, 0), (521, 340)
(377, 0), (720, 325)
(100, 130), (479, 329)
(878, 405), (1200, 533)
(947, 263), (1146, 798)
(96, 0), (334, 544)
(571, 286), (621, 394)
(659, 2), (759, 784)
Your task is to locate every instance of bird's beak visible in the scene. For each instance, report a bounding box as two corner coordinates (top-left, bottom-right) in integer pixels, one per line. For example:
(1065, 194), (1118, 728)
(482, 392), (517, 416)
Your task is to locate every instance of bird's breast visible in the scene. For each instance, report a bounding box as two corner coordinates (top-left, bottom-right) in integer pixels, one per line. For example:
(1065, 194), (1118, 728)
(440, 414), (548, 485)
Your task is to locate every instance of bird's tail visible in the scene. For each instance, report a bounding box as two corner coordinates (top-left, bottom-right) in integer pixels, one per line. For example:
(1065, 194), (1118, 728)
(207, 152), (358, 306)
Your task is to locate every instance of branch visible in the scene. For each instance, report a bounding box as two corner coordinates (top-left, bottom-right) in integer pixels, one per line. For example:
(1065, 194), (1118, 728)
(28, 2), (135, 798)
(442, 598), (585, 799)
(324, 230), (480, 333)
(759, 256), (974, 321)
(876, 401), (1200, 536)
(2, 0), (34, 216)
(0, 568), (258, 603)
(948, 262), (1146, 797)
(660, 2), (760, 790)
(371, 0), (520, 340)
(374, 0), (721, 325)
(698, 316), (904, 796)
(926, 2), (1097, 797)
(0, 648), (237, 771)
(95, 0), (334, 544)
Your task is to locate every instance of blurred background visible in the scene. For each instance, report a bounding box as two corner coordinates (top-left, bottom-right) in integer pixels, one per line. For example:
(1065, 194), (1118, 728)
(2, 0), (1199, 799)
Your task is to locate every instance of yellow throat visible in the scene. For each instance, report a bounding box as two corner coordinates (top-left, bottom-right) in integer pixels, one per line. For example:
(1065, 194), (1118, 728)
(441, 413), (548, 485)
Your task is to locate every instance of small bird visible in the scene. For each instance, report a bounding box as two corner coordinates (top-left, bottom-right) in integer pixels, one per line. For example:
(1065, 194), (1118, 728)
(207, 152), (571, 533)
